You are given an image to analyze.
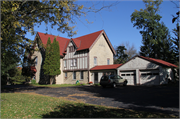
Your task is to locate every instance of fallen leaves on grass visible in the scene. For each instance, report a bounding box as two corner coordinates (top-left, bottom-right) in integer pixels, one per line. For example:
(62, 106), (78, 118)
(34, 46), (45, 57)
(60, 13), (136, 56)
(1, 93), (178, 118)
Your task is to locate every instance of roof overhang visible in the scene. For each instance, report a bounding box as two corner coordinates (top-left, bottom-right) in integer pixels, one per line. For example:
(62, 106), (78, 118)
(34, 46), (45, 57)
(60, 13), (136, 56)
(90, 64), (123, 71)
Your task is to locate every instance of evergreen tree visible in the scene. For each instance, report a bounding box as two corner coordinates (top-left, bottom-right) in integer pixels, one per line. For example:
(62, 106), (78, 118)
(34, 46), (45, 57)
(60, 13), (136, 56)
(43, 38), (61, 84)
(171, 23), (179, 66)
(114, 46), (128, 64)
(43, 38), (52, 84)
(131, 0), (175, 63)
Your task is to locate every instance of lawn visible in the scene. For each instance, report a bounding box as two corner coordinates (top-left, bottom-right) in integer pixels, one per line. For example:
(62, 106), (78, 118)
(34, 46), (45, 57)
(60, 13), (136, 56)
(29, 83), (88, 88)
(1, 93), (178, 118)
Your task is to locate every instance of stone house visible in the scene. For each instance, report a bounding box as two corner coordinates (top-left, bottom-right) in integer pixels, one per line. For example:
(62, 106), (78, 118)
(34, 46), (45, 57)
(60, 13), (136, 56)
(31, 30), (116, 84)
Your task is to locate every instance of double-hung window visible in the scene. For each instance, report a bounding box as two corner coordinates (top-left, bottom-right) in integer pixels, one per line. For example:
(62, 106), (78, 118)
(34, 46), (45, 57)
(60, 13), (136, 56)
(71, 59), (77, 67)
(73, 71), (76, 79)
(80, 71), (84, 80)
(64, 60), (67, 68)
(107, 59), (110, 65)
(65, 72), (67, 78)
(94, 57), (97, 66)
(74, 59), (77, 67)
(69, 46), (75, 52)
(71, 60), (73, 67)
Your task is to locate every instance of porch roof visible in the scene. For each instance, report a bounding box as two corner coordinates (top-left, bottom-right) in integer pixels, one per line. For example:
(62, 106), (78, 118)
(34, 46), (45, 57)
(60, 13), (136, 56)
(90, 64), (122, 71)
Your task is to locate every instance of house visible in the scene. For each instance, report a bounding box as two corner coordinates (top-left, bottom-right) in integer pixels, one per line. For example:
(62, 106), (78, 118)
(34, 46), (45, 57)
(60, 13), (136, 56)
(31, 30), (116, 84)
(116, 55), (178, 85)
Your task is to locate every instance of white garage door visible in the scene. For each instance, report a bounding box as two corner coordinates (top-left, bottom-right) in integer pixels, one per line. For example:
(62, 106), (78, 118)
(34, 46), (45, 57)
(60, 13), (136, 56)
(120, 71), (136, 85)
(140, 70), (159, 85)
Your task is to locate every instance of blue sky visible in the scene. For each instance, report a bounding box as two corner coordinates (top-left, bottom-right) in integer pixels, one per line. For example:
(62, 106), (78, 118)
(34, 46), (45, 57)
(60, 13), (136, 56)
(25, 0), (179, 53)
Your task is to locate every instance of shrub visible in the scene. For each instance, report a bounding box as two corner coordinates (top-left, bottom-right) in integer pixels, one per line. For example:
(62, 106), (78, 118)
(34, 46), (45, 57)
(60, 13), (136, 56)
(31, 79), (37, 84)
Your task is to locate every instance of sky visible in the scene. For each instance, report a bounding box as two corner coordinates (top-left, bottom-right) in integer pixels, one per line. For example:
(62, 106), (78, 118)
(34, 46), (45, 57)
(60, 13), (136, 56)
(25, 0), (179, 53)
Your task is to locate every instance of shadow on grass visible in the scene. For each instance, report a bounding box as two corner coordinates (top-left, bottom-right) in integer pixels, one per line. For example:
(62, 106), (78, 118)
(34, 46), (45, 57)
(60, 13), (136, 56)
(1, 84), (50, 93)
(42, 103), (175, 118)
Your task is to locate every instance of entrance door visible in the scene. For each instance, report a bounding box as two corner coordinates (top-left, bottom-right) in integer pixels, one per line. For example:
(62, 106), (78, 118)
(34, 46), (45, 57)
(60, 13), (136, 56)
(94, 72), (98, 84)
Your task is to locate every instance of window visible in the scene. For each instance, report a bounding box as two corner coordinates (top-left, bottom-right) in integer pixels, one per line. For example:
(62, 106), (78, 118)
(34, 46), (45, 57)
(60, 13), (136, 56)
(71, 60), (73, 66)
(64, 60), (67, 68)
(69, 46), (75, 52)
(71, 59), (77, 67)
(94, 57), (97, 66)
(80, 71), (84, 80)
(73, 72), (76, 79)
(74, 59), (77, 67)
(65, 72), (67, 78)
(107, 59), (110, 65)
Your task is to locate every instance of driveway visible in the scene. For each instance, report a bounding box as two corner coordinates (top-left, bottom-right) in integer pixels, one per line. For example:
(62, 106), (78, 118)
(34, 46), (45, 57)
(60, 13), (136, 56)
(2, 85), (179, 116)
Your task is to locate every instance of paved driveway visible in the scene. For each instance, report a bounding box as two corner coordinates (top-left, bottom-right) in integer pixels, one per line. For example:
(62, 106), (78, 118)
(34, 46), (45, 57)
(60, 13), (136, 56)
(2, 85), (179, 116)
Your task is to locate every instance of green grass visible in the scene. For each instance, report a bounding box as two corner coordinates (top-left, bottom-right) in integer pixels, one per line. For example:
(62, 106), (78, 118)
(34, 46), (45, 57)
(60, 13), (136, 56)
(93, 83), (101, 86)
(1, 93), (178, 118)
(29, 83), (88, 88)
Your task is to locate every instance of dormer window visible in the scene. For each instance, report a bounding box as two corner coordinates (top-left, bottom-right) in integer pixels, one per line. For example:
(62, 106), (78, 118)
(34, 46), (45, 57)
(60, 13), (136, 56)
(69, 46), (75, 52)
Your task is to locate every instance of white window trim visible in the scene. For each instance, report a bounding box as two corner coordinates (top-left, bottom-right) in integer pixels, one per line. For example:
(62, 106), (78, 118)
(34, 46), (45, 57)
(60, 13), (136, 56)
(71, 60), (73, 67)
(71, 59), (77, 67)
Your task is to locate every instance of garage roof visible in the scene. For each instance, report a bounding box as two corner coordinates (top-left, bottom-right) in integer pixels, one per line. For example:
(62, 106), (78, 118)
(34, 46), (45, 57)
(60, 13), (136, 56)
(90, 64), (123, 71)
(139, 56), (177, 68)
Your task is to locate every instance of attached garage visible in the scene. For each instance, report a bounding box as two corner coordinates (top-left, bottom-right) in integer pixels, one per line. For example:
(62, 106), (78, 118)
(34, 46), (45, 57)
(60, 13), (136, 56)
(120, 71), (136, 85)
(117, 56), (177, 86)
(139, 70), (159, 85)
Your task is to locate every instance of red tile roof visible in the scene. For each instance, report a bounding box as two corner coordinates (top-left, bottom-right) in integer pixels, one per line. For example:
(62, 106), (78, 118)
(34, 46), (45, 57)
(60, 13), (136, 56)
(139, 56), (177, 68)
(36, 30), (115, 56)
(37, 32), (70, 56)
(71, 38), (81, 48)
(90, 64), (123, 71)
(74, 30), (103, 51)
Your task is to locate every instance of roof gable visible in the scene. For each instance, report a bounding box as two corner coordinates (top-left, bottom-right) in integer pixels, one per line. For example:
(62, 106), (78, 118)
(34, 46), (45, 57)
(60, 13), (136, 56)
(118, 55), (177, 69)
(37, 32), (70, 56)
(71, 38), (81, 48)
(74, 30), (116, 55)
(74, 30), (103, 51)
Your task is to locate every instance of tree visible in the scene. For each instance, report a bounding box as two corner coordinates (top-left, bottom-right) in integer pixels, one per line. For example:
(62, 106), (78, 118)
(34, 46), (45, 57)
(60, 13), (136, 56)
(171, 1), (179, 23)
(43, 38), (61, 84)
(43, 38), (52, 84)
(120, 42), (138, 61)
(114, 46), (128, 64)
(1, 0), (118, 85)
(131, 0), (175, 63)
(171, 24), (179, 65)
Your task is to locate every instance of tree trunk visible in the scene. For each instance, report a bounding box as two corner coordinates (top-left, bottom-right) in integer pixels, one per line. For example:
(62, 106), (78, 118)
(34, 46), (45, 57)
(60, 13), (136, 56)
(50, 76), (53, 85)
